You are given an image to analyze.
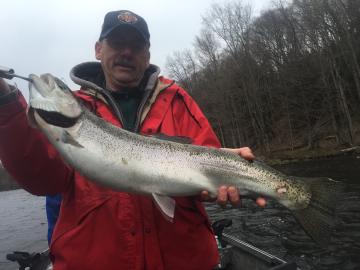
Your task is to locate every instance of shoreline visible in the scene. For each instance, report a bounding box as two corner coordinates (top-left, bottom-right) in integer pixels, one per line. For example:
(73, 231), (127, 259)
(260, 146), (360, 166)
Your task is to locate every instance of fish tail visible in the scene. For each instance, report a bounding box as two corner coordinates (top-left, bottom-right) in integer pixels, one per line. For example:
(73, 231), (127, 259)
(292, 177), (344, 247)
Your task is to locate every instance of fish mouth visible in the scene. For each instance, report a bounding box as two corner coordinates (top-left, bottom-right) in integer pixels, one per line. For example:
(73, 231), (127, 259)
(33, 109), (80, 128)
(28, 74), (83, 124)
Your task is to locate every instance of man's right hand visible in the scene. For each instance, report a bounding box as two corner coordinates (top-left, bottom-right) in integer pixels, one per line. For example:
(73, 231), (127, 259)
(0, 79), (11, 96)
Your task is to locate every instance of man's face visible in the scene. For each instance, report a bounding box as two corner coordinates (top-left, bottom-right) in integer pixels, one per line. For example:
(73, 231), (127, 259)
(95, 27), (150, 90)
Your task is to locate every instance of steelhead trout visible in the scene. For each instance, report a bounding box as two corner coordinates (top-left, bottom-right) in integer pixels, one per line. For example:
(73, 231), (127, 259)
(27, 74), (342, 246)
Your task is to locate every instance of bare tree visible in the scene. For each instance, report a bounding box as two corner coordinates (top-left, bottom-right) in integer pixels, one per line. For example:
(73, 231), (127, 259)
(166, 0), (360, 153)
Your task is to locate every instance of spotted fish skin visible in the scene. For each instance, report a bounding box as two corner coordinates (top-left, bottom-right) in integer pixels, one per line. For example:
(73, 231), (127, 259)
(28, 74), (343, 246)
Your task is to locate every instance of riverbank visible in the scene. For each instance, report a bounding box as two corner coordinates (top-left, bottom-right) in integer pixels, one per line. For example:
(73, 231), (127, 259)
(259, 145), (360, 166)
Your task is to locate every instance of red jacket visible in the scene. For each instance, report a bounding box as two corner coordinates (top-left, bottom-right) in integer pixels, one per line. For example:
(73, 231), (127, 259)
(0, 74), (221, 270)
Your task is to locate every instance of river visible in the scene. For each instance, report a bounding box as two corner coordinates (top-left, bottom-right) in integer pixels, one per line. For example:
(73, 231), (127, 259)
(0, 190), (47, 270)
(0, 155), (359, 270)
(206, 155), (360, 270)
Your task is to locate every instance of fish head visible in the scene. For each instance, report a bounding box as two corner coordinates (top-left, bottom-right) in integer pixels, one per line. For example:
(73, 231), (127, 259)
(28, 73), (82, 125)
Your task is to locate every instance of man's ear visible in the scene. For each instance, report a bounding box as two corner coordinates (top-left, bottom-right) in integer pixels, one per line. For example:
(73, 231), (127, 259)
(95, 41), (102, 60)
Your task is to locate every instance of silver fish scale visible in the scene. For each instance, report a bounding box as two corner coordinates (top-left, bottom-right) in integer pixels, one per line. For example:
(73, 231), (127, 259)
(46, 109), (310, 209)
(28, 74), (339, 246)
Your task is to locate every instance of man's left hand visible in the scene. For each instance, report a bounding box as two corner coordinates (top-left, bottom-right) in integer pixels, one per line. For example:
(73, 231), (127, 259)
(200, 147), (265, 207)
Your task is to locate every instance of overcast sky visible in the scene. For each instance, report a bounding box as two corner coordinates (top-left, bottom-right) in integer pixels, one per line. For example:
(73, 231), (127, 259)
(1, 0), (273, 98)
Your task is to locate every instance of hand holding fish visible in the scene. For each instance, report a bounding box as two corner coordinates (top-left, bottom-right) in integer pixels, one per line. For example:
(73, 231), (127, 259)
(200, 147), (266, 207)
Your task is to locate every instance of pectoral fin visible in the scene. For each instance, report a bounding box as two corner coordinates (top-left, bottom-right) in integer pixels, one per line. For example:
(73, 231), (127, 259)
(27, 107), (39, 129)
(152, 193), (176, 222)
(61, 131), (84, 148)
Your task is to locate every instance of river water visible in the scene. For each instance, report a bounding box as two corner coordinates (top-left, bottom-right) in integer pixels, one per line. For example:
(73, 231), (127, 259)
(0, 190), (47, 270)
(206, 155), (360, 270)
(0, 155), (359, 270)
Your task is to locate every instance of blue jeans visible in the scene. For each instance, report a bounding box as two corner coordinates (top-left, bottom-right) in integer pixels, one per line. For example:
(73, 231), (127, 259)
(45, 194), (62, 244)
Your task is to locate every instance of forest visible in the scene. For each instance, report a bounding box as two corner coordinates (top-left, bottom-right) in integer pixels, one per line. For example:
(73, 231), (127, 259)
(166, 0), (360, 158)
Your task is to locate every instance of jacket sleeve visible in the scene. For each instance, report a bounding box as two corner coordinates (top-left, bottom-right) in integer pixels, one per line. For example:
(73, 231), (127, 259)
(172, 88), (221, 148)
(0, 90), (72, 195)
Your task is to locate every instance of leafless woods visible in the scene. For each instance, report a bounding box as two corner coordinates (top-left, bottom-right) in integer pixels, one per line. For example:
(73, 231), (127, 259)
(166, 0), (360, 154)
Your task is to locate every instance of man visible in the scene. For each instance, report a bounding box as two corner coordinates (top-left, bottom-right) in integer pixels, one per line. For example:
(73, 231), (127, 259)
(0, 10), (256, 270)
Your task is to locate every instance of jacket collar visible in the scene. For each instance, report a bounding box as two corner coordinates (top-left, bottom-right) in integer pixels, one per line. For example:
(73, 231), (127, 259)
(69, 61), (174, 128)
(70, 61), (161, 93)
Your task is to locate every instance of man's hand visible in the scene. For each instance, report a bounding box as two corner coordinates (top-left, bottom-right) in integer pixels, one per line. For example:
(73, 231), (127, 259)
(0, 79), (11, 96)
(200, 147), (266, 207)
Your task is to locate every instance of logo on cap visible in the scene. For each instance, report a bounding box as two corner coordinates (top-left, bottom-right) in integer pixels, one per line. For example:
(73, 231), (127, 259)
(118, 11), (138, 24)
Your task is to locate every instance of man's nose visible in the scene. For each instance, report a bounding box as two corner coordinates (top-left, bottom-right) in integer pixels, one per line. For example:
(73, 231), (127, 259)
(119, 45), (135, 58)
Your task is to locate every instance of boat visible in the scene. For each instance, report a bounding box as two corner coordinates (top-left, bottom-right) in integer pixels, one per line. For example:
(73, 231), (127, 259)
(7, 219), (299, 270)
(213, 219), (299, 270)
(6, 249), (51, 270)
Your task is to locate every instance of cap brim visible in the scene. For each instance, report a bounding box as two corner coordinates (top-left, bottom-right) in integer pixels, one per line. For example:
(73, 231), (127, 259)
(99, 24), (148, 43)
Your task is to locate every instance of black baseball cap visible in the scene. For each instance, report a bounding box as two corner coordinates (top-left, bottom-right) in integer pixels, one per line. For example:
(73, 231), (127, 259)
(99, 10), (150, 43)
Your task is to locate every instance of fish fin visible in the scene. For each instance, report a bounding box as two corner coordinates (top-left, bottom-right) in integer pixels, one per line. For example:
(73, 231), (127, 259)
(152, 193), (176, 222)
(26, 107), (39, 129)
(149, 133), (193, 144)
(61, 131), (84, 148)
(292, 177), (344, 247)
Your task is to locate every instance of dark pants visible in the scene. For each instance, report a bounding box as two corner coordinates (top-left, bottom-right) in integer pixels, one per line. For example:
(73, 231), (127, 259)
(45, 194), (62, 244)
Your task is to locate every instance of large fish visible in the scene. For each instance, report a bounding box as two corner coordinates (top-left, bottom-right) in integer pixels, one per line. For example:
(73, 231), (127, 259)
(27, 74), (342, 246)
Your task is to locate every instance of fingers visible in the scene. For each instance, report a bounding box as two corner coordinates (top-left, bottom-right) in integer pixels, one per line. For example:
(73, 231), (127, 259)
(201, 187), (266, 208)
(256, 197), (267, 207)
(216, 186), (240, 207)
(221, 147), (255, 161)
(216, 186), (228, 207)
(228, 186), (240, 206)
(238, 147), (255, 161)
(200, 190), (213, 202)
(200, 186), (240, 206)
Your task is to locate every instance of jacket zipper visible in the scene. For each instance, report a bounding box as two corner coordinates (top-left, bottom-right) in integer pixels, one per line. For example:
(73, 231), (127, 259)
(94, 77), (172, 133)
(133, 88), (154, 133)
(96, 85), (153, 133)
(97, 88), (126, 127)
